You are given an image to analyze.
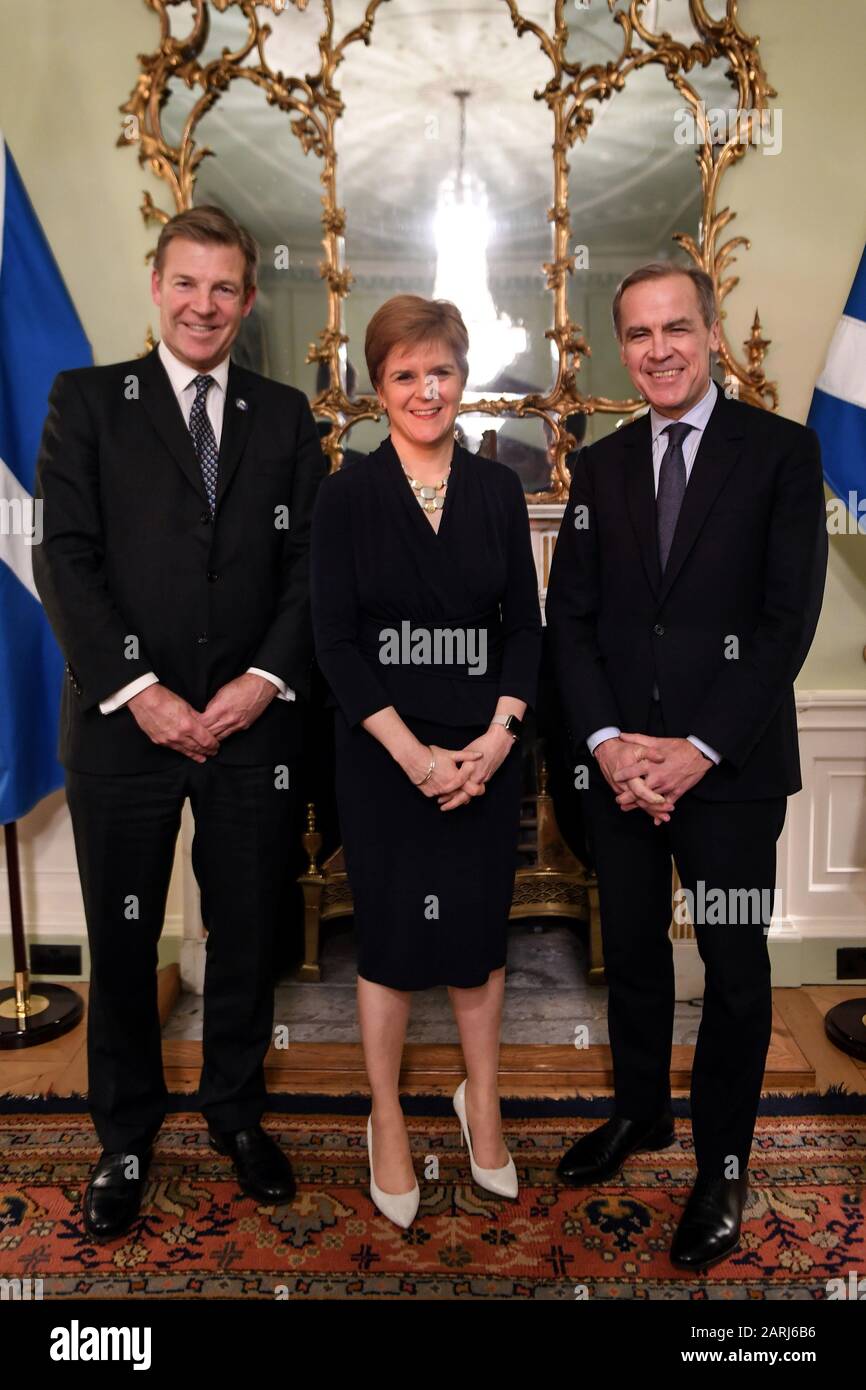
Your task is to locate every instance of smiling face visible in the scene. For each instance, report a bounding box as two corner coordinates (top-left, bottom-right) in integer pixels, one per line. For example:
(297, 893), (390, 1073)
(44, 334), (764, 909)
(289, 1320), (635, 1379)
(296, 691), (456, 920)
(376, 338), (464, 456)
(151, 237), (256, 372)
(617, 274), (721, 419)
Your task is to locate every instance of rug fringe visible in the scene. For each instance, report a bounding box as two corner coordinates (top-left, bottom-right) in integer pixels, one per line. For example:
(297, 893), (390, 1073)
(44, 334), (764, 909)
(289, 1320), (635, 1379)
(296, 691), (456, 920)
(2, 1089), (866, 1116)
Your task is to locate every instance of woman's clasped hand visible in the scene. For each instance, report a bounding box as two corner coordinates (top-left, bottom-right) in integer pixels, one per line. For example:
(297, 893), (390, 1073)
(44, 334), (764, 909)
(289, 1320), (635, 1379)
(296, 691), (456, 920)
(408, 723), (517, 811)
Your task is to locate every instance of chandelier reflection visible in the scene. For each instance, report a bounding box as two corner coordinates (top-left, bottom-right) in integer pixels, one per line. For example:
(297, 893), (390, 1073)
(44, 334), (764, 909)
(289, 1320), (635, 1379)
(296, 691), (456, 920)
(432, 90), (527, 392)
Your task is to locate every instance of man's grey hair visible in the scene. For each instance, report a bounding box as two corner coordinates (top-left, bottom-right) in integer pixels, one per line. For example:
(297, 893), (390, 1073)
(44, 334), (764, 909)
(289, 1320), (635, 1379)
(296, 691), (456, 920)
(612, 262), (719, 340)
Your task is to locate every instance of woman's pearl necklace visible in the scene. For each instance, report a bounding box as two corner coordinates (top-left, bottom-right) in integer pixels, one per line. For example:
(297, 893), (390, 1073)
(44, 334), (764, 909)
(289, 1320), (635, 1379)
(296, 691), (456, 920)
(400, 464), (451, 513)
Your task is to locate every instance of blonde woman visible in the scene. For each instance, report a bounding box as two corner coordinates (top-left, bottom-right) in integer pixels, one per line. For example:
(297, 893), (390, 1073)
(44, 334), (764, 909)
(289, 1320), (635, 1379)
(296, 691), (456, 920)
(310, 296), (542, 1227)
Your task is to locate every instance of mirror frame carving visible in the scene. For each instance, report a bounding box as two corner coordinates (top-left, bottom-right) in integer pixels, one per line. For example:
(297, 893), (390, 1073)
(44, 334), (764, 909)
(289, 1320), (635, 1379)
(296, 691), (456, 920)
(120, 0), (778, 501)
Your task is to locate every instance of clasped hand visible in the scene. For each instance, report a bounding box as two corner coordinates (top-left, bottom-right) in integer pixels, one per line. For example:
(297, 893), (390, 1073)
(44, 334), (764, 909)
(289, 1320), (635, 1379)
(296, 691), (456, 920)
(413, 725), (515, 811)
(128, 673), (277, 762)
(596, 733), (712, 826)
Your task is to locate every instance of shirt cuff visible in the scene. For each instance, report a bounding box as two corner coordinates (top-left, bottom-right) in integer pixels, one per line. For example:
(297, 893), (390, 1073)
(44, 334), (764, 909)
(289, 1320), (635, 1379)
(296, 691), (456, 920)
(99, 672), (160, 714)
(687, 734), (721, 765)
(586, 726), (622, 757)
(247, 667), (296, 702)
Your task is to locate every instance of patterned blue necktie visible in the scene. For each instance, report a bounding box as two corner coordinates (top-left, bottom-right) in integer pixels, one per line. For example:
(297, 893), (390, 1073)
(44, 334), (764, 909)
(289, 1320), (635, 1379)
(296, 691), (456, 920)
(188, 374), (219, 513)
(656, 421), (694, 572)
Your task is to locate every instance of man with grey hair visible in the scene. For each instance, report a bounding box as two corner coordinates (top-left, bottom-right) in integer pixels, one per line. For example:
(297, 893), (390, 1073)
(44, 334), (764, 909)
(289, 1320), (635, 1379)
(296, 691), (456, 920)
(546, 261), (827, 1270)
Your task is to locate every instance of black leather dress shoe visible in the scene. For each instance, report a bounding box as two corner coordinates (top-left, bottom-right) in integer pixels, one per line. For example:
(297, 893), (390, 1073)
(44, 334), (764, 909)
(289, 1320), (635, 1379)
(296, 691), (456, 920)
(83, 1147), (153, 1242)
(208, 1124), (296, 1203)
(557, 1114), (675, 1185)
(670, 1173), (749, 1270)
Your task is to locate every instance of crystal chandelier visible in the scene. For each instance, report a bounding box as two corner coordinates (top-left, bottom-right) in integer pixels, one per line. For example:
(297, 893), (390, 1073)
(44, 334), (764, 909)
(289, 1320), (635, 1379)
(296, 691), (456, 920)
(432, 90), (527, 391)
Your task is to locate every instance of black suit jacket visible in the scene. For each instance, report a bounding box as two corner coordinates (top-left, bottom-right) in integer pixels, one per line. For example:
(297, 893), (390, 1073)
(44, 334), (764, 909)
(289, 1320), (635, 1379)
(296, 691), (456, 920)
(33, 345), (328, 773)
(545, 389), (828, 801)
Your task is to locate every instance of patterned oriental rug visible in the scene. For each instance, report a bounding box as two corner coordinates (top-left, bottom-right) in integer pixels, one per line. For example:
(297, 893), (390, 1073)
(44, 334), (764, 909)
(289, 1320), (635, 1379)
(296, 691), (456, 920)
(0, 1093), (863, 1300)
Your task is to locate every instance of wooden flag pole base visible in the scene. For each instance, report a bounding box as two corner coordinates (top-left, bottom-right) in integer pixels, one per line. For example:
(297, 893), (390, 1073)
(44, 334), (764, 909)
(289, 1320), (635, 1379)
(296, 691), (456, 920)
(1, 822), (84, 1050)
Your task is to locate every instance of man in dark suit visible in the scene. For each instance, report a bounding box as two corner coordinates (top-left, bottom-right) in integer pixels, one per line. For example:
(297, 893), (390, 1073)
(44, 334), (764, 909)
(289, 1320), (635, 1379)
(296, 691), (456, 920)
(545, 262), (827, 1270)
(33, 206), (327, 1240)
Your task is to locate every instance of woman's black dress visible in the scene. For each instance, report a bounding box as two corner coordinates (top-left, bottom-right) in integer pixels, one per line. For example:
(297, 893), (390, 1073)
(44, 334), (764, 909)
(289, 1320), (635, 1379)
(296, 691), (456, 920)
(310, 434), (542, 989)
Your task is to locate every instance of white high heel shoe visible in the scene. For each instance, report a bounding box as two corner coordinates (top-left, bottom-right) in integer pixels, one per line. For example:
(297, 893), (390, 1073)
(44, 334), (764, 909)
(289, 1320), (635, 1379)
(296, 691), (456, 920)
(453, 1079), (518, 1199)
(366, 1115), (420, 1229)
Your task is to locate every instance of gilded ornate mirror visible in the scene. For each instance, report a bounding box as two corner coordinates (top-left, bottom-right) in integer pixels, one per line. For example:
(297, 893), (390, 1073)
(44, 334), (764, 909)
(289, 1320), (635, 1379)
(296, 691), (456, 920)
(121, 0), (777, 500)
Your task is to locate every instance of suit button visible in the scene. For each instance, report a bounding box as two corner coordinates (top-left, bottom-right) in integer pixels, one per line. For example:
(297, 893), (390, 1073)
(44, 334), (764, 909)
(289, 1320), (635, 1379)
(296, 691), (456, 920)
(197, 634), (208, 644)
(653, 623), (665, 636)
(207, 570), (219, 582)
(200, 511), (211, 525)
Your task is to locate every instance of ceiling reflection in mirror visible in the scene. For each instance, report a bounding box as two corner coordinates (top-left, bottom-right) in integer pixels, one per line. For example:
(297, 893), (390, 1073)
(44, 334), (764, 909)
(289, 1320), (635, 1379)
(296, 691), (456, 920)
(338, 1), (552, 405)
(567, 54), (734, 444)
(124, 0), (777, 499)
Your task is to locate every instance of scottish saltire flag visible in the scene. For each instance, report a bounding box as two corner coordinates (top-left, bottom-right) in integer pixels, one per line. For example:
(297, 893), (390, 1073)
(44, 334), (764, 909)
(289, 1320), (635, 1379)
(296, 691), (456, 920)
(0, 132), (91, 823)
(807, 245), (866, 523)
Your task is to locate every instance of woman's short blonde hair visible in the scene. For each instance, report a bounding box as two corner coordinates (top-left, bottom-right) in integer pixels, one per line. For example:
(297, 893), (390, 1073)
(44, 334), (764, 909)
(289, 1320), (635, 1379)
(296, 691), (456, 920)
(365, 295), (470, 390)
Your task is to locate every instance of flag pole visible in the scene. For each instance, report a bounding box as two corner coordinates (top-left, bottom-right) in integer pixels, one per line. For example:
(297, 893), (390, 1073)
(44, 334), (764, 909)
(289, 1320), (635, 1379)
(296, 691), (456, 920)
(0, 820), (83, 1048)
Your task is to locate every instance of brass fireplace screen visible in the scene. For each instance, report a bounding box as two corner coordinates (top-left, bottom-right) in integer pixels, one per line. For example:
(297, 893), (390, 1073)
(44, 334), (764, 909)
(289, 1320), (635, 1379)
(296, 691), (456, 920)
(120, 0), (777, 500)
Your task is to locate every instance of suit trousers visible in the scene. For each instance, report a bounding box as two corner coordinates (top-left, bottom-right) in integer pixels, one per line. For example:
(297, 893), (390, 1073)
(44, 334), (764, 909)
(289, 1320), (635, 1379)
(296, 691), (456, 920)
(65, 755), (296, 1151)
(585, 702), (786, 1176)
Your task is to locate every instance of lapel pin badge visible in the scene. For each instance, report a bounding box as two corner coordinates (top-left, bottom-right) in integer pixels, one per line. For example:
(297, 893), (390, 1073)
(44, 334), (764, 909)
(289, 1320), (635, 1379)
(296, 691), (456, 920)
(235, 397), (248, 411)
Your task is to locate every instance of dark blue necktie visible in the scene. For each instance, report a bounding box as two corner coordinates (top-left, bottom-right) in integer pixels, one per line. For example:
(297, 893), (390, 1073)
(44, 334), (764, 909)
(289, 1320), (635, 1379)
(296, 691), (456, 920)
(188, 374), (219, 514)
(656, 421), (693, 572)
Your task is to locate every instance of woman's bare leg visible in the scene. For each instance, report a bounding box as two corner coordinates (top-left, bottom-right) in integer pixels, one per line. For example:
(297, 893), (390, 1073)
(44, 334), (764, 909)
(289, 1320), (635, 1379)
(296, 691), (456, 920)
(357, 974), (416, 1193)
(449, 966), (509, 1167)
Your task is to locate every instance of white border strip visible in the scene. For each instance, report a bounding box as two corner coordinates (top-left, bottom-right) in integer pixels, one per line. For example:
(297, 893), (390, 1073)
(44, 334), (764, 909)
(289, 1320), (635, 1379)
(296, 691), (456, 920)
(817, 313), (866, 410)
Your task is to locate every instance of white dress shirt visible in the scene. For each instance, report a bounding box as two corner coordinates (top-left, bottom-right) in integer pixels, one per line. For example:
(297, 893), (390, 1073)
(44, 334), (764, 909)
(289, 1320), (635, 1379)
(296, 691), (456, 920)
(587, 378), (721, 766)
(99, 339), (295, 713)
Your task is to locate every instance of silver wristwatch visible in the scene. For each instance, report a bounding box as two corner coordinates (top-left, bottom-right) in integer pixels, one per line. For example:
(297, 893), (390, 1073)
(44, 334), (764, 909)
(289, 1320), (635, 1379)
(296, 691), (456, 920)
(490, 714), (523, 742)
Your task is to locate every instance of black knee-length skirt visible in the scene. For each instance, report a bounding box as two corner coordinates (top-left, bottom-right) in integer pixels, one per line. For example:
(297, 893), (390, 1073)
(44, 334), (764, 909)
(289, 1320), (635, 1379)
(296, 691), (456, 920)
(333, 709), (523, 990)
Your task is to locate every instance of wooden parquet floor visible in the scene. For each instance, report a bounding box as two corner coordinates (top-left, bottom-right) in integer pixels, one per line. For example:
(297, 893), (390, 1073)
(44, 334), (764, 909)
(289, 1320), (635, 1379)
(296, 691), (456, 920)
(2, 967), (865, 1100)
